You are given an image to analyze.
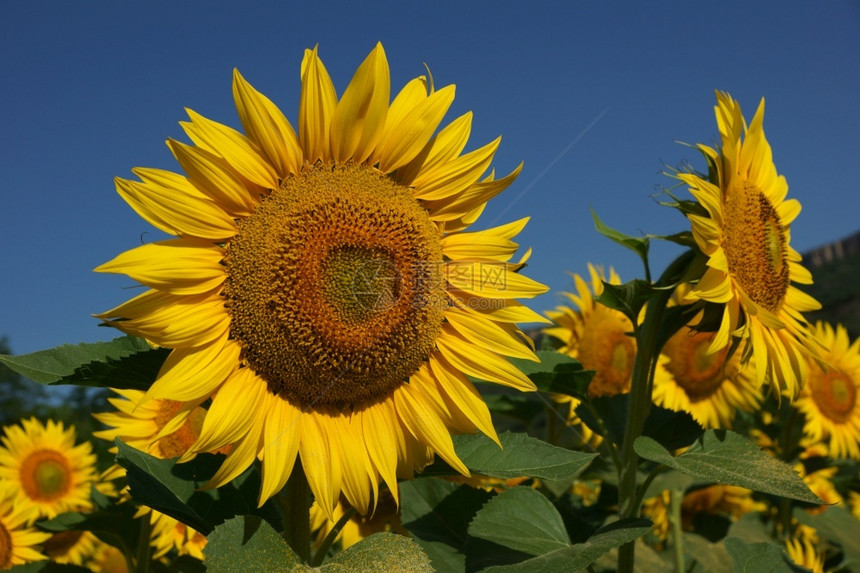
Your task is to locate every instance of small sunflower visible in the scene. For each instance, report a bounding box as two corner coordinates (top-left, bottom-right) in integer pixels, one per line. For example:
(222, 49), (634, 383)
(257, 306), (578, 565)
(41, 530), (99, 566)
(544, 264), (635, 443)
(88, 542), (129, 573)
(149, 511), (207, 560)
(0, 485), (51, 569)
(653, 286), (762, 429)
(795, 322), (860, 460)
(785, 537), (824, 573)
(679, 485), (764, 529)
(677, 91), (820, 397)
(797, 465), (842, 515)
(96, 43), (546, 517)
(311, 492), (404, 551)
(0, 418), (97, 519)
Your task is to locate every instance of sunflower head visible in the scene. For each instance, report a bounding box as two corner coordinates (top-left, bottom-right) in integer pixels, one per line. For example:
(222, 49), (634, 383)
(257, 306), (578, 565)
(795, 322), (860, 460)
(0, 484), (51, 569)
(677, 91), (820, 398)
(96, 43), (546, 517)
(0, 418), (97, 520)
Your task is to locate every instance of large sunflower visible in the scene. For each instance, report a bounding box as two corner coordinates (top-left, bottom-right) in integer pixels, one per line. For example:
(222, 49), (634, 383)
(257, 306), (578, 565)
(653, 286), (762, 429)
(544, 264), (635, 444)
(96, 43), (546, 517)
(0, 418), (97, 520)
(795, 322), (860, 460)
(677, 91), (820, 398)
(0, 485), (51, 569)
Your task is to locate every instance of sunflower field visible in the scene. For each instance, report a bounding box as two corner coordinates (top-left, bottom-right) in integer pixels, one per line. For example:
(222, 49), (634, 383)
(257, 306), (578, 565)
(2, 43), (860, 573)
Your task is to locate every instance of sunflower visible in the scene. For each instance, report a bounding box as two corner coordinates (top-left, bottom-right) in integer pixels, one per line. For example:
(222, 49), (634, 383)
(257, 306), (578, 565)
(679, 485), (765, 529)
(0, 485), (51, 569)
(797, 465), (842, 515)
(544, 264), (635, 444)
(149, 511), (207, 560)
(311, 492), (404, 551)
(0, 418), (97, 520)
(88, 542), (129, 573)
(653, 286), (762, 429)
(795, 322), (860, 460)
(95, 43), (546, 517)
(785, 537), (824, 573)
(41, 530), (99, 566)
(677, 91), (820, 398)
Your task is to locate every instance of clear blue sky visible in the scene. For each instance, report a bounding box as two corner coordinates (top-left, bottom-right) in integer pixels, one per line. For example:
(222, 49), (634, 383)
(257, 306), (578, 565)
(2, 1), (859, 355)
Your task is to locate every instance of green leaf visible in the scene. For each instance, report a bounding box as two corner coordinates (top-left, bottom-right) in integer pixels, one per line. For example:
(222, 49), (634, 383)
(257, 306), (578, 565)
(482, 394), (544, 424)
(510, 351), (594, 398)
(683, 532), (732, 573)
(481, 518), (653, 572)
(204, 516), (302, 572)
(469, 487), (571, 556)
(794, 505), (860, 568)
(0, 336), (168, 390)
(634, 431), (822, 503)
(114, 439), (280, 535)
(646, 231), (697, 248)
(596, 279), (654, 324)
(591, 208), (650, 264)
(320, 532), (433, 572)
(450, 432), (596, 481)
(723, 537), (797, 573)
(400, 478), (492, 572)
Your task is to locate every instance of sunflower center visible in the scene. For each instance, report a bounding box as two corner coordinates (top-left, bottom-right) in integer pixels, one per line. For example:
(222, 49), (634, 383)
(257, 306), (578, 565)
(153, 400), (206, 459)
(664, 328), (728, 400)
(224, 163), (445, 410)
(0, 520), (11, 569)
(43, 531), (84, 560)
(20, 450), (71, 501)
(578, 307), (636, 397)
(722, 181), (789, 312)
(810, 366), (856, 423)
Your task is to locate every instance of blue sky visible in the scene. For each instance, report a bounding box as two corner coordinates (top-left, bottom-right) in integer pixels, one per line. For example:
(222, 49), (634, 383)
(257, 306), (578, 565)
(2, 1), (859, 355)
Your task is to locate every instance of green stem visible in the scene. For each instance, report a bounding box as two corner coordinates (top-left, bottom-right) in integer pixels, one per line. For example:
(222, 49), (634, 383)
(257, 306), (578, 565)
(277, 465), (312, 563)
(669, 487), (685, 573)
(311, 506), (358, 566)
(617, 250), (695, 573)
(546, 401), (560, 445)
(135, 513), (152, 573)
(582, 399), (621, 471)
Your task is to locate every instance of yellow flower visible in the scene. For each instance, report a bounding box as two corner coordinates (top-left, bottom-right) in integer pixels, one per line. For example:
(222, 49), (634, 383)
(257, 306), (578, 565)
(680, 485), (765, 529)
(41, 530), (99, 566)
(678, 91), (820, 398)
(311, 492), (404, 551)
(88, 542), (129, 573)
(797, 465), (842, 515)
(653, 286), (762, 429)
(785, 537), (824, 573)
(149, 511), (207, 560)
(95, 43), (546, 517)
(544, 264), (635, 445)
(0, 418), (97, 520)
(0, 485), (51, 569)
(795, 322), (860, 460)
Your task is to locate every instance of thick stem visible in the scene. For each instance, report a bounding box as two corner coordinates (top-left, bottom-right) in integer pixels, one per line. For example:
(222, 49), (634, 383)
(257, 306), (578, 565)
(617, 251), (695, 573)
(669, 487), (685, 573)
(277, 464), (312, 563)
(135, 513), (152, 573)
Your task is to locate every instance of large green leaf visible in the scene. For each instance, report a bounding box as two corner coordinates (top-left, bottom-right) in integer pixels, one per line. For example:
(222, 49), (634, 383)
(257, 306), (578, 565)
(320, 532), (433, 572)
(437, 432), (597, 482)
(509, 351), (594, 398)
(0, 336), (167, 390)
(595, 279), (654, 324)
(204, 516), (303, 572)
(400, 478), (492, 572)
(723, 537), (798, 572)
(469, 487), (571, 556)
(480, 518), (653, 572)
(634, 431), (821, 503)
(115, 439), (280, 535)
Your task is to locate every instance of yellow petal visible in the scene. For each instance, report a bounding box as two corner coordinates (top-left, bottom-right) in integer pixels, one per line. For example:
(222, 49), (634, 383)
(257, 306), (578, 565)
(207, 402), (265, 490)
(445, 261), (549, 299)
(146, 335), (240, 403)
(360, 401), (400, 506)
(193, 368), (267, 454)
(233, 69), (302, 177)
(412, 137), (500, 201)
(397, 112), (472, 186)
(435, 326), (536, 391)
(332, 413), (374, 515)
(258, 397), (301, 504)
(376, 85), (455, 173)
(330, 42), (390, 164)
(299, 412), (342, 519)
(445, 307), (538, 360)
(167, 139), (259, 216)
(430, 354), (500, 446)
(426, 163), (522, 221)
(95, 238), (225, 295)
(117, 173), (237, 240)
(299, 46), (337, 163)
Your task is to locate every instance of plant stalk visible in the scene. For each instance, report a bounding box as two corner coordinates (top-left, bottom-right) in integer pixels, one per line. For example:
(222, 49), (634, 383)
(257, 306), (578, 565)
(278, 465), (312, 563)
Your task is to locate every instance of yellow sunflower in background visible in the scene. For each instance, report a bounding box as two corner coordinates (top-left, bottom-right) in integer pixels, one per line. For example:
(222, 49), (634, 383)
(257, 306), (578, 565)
(0, 418), (97, 519)
(544, 264), (635, 444)
(88, 542), (129, 573)
(797, 465), (842, 515)
(0, 485), (51, 569)
(795, 322), (860, 460)
(677, 91), (820, 398)
(95, 43), (546, 517)
(785, 537), (824, 573)
(653, 285), (762, 428)
(41, 530), (99, 566)
(311, 493), (404, 551)
(149, 511), (207, 560)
